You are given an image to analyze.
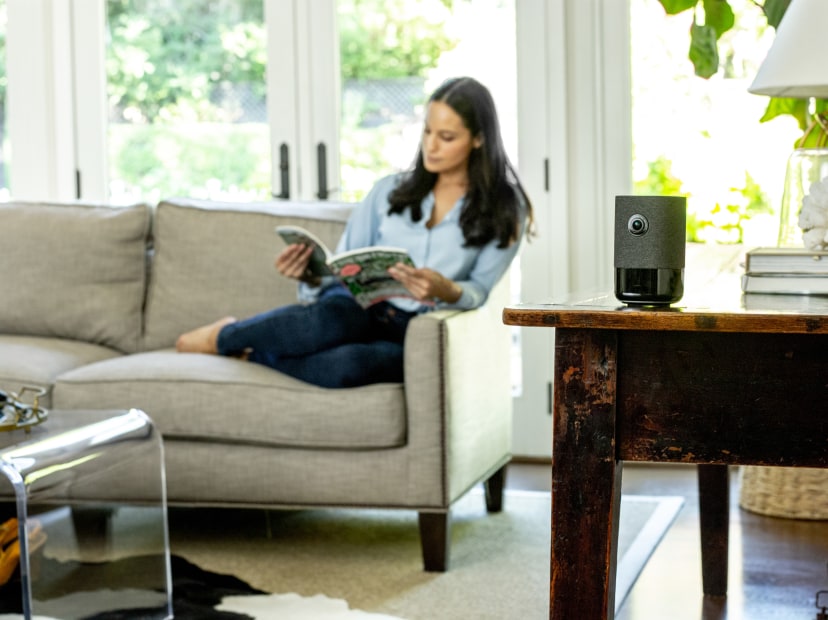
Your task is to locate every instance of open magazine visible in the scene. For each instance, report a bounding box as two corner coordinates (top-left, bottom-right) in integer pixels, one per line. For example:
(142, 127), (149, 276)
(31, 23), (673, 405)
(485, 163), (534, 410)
(276, 225), (418, 308)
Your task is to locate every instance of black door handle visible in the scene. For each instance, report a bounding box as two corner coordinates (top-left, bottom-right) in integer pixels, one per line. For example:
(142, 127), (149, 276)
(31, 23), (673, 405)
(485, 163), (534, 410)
(316, 142), (328, 200)
(273, 143), (290, 199)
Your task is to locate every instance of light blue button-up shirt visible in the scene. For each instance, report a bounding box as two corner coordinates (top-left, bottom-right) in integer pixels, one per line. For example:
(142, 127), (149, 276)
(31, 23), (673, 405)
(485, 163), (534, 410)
(300, 173), (527, 312)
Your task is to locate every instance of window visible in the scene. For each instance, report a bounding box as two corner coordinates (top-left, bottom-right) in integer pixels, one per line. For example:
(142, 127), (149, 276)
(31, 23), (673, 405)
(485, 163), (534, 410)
(105, 0), (270, 204)
(630, 0), (799, 247)
(335, 0), (518, 202)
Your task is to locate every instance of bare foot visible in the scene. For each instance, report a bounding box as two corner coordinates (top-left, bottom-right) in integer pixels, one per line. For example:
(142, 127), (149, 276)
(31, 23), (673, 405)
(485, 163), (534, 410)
(176, 317), (236, 354)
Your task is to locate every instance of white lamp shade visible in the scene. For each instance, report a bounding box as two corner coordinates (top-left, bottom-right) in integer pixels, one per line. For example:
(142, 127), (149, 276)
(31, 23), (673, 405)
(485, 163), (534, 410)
(748, 0), (828, 98)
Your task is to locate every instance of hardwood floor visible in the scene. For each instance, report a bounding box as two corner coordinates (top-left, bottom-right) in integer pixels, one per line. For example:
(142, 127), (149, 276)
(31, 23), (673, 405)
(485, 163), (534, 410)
(506, 461), (828, 620)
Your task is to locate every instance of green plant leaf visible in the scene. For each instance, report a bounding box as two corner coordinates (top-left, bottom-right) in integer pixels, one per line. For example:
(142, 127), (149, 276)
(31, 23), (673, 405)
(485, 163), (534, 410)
(759, 97), (809, 129)
(658, 0), (698, 14)
(798, 108), (828, 148)
(702, 0), (735, 37)
(798, 128), (826, 149)
(658, 0), (699, 15)
(689, 22), (719, 78)
(763, 0), (792, 29)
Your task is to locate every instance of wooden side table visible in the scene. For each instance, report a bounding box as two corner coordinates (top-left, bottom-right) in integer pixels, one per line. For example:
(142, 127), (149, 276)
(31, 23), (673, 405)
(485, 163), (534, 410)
(503, 290), (828, 620)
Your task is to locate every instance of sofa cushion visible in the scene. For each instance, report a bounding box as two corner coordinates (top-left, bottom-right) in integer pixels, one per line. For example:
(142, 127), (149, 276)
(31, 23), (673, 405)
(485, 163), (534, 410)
(141, 199), (352, 352)
(0, 201), (151, 353)
(52, 351), (406, 450)
(0, 335), (123, 407)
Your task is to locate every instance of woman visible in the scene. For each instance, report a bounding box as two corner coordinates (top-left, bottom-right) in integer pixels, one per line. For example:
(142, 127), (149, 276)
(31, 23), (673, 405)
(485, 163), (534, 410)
(177, 76), (534, 388)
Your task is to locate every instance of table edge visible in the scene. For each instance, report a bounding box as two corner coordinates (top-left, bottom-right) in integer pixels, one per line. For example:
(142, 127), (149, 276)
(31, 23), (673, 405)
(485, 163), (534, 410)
(502, 304), (828, 334)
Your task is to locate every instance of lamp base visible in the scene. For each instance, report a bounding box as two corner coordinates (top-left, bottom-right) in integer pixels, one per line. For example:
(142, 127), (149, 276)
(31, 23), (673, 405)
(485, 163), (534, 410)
(778, 148), (828, 247)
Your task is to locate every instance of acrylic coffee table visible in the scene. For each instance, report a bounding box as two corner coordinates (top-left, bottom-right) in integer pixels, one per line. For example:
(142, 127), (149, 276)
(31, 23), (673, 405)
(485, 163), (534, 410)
(0, 408), (172, 620)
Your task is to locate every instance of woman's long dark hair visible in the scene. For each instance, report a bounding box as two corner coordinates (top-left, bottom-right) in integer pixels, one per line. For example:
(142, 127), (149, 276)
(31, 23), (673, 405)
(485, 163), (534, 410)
(388, 77), (533, 248)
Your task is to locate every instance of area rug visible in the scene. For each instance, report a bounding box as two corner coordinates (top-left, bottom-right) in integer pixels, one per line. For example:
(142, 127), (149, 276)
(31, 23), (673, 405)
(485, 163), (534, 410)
(0, 490), (683, 619)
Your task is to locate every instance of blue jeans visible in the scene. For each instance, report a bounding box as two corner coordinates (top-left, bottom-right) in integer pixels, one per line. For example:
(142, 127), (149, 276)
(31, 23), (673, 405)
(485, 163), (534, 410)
(216, 286), (417, 388)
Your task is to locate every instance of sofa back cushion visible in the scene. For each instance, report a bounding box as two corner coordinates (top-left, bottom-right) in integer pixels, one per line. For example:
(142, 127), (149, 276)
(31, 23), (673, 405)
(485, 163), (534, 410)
(141, 198), (352, 352)
(0, 201), (151, 353)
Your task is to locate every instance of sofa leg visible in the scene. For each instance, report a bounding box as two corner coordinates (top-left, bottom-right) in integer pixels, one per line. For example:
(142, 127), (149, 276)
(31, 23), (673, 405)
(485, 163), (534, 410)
(418, 511), (450, 572)
(70, 506), (114, 557)
(484, 464), (507, 513)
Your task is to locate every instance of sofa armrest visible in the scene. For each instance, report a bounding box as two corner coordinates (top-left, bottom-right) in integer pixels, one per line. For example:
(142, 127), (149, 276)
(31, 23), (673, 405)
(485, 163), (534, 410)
(402, 276), (513, 504)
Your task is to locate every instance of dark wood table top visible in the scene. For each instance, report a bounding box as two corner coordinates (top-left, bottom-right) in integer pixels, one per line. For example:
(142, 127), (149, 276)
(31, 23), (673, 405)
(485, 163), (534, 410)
(503, 277), (828, 334)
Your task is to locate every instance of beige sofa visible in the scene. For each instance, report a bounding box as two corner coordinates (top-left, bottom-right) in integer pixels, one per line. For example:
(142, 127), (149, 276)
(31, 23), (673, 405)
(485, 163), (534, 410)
(0, 197), (514, 571)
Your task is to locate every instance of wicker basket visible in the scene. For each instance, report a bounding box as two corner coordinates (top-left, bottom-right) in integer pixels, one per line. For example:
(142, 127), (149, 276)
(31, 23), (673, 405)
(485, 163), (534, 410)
(739, 466), (828, 520)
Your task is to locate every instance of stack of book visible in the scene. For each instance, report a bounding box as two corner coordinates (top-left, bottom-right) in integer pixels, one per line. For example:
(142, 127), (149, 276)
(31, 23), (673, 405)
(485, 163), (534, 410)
(741, 247), (828, 295)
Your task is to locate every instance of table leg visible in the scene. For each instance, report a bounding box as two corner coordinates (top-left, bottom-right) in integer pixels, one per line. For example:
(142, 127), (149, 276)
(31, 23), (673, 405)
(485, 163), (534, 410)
(698, 464), (729, 597)
(551, 329), (621, 620)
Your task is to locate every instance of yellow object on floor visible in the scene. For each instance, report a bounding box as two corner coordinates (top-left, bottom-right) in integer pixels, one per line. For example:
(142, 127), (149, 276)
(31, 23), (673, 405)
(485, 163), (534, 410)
(0, 517), (18, 548)
(0, 518), (47, 587)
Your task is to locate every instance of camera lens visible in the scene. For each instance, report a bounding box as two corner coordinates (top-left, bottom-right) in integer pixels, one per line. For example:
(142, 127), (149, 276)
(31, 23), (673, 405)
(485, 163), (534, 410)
(627, 214), (649, 236)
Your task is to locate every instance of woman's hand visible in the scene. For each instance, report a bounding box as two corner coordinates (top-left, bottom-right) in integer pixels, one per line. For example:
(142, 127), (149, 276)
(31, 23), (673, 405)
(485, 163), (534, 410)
(275, 244), (320, 284)
(388, 262), (462, 304)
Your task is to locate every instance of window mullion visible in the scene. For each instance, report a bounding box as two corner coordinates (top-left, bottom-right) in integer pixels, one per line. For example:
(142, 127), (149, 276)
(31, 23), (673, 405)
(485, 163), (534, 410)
(71, 0), (108, 201)
(7, 0), (76, 200)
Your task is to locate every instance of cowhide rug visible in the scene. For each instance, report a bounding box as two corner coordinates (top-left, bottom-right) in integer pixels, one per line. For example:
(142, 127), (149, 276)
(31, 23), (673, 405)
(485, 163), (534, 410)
(0, 554), (402, 620)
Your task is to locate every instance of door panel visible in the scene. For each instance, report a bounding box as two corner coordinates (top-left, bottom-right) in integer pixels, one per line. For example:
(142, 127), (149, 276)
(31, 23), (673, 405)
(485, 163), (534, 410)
(103, 0), (272, 204)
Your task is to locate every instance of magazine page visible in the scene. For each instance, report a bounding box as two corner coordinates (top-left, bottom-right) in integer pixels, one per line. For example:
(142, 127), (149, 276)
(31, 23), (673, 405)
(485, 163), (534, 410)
(275, 225), (334, 276)
(328, 247), (415, 308)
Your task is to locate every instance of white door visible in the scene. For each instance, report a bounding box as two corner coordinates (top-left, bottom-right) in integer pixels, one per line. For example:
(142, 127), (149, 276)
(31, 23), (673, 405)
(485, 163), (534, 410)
(265, 0), (339, 202)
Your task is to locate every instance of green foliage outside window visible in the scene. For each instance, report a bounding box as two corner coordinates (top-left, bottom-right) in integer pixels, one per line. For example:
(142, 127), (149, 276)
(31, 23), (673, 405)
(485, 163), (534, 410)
(636, 0), (819, 244)
(657, 0), (827, 147)
(339, 0), (456, 79)
(633, 155), (686, 198)
(337, 0), (458, 200)
(634, 155), (771, 243)
(105, 0), (457, 201)
(106, 0), (266, 124)
(686, 173), (772, 244)
(110, 124), (270, 201)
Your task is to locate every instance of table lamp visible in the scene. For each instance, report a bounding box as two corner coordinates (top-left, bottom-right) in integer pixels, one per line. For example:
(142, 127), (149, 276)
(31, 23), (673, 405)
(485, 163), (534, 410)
(748, 0), (828, 248)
